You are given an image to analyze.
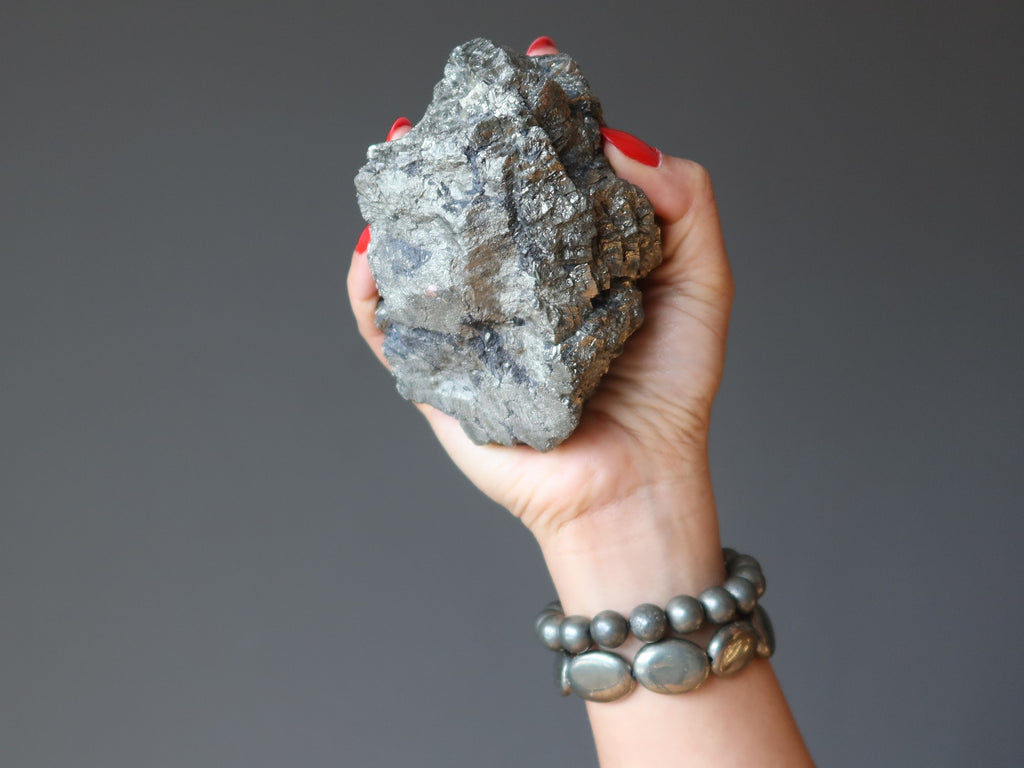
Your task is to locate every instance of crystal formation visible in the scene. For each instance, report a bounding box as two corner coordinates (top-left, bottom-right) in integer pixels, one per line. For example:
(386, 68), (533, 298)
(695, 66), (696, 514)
(354, 38), (662, 450)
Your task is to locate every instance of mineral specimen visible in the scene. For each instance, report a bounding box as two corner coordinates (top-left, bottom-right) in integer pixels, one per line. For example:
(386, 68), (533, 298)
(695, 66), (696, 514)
(354, 38), (662, 450)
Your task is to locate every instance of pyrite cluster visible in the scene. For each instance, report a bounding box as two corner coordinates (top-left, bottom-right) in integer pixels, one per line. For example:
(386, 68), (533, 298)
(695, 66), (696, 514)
(354, 38), (661, 450)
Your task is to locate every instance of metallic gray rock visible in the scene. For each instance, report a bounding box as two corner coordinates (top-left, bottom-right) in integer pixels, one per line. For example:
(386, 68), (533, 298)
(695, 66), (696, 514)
(559, 615), (593, 654)
(708, 621), (758, 677)
(633, 639), (709, 694)
(536, 612), (564, 651)
(629, 603), (668, 643)
(555, 651), (572, 696)
(699, 586), (738, 624)
(665, 594), (705, 634)
(567, 651), (636, 702)
(749, 604), (776, 658)
(723, 575), (758, 614)
(591, 610), (629, 649)
(354, 38), (662, 450)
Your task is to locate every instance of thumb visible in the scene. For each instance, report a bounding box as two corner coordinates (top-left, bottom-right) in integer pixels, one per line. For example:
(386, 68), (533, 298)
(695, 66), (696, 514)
(601, 127), (734, 308)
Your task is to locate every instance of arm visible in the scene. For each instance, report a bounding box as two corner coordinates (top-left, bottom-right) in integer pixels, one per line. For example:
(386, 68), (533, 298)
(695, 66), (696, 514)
(348, 43), (814, 764)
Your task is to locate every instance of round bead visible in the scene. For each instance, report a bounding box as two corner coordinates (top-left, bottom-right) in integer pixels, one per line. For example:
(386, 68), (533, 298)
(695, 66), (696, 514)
(633, 639), (709, 694)
(629, 603), (668, 643)
(707, 621), (758, 677)
(728, 554), (762, 572)
(665, 594), (705, 634)
(559, 615), (593, 654)
(567, 651), (636, 702)
(554, 651), (572, 696)
(749, 604), (776, 658)
(721, 547), (739, 564)
(731, 564), (766, 597)
(591, 610), (629, 649)
(699, 586), (737, 624)
(536, 612), (564, 651)
(544, 600), (563, 613)
(723, 575), (758, 614)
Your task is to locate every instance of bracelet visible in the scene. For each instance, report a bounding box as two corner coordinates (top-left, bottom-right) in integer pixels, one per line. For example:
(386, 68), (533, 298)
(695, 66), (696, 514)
(535, 548), (776, 702)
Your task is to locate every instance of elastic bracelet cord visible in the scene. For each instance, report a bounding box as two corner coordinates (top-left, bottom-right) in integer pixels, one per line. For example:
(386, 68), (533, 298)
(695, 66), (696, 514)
(534, 549), (775, 702)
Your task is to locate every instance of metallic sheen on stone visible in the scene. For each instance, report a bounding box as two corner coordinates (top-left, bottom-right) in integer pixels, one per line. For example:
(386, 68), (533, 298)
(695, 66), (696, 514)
(699, 586), (738, 624)
(708, 621), (758, 677)
(633, 639), (710, 695)
(665, 594), (705, 634)
(536, 612), (564, 651)
(555, 651), (572, 696)
(567, 651), (636, 702)
(559, 615), (593, 654)
(731, 564), (766, 597)
(749, 604), (776, 658)
(723, 575), (758, 614)
(355, 38), (662, 450)
(591, 610), (629, 649)
(629, 603), (668, 643)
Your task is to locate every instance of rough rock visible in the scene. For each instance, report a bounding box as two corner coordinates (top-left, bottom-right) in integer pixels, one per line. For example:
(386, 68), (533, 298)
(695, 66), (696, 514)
(354, 38), (662, 450)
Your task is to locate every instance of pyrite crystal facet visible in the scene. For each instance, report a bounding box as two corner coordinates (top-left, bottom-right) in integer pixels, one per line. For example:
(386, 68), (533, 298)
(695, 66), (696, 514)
(354, 38), (662, 450)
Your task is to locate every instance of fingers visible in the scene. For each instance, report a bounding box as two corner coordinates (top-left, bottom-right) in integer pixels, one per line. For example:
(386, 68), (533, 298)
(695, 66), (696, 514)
(601, 129), (734, 310)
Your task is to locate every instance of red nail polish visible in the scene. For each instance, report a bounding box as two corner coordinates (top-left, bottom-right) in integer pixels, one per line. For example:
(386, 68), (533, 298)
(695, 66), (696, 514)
(526, 36), (558, 56)
(355, 225), (371, 255)
(600, 127), (661, 167)
(386, 117), (412, 141)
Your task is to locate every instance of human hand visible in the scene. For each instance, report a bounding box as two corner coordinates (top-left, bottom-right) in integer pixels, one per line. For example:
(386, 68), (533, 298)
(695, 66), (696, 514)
(348, 39), (734, 556)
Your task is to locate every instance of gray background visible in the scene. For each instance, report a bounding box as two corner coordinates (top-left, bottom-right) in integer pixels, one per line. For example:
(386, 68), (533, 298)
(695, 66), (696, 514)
(2, 1), (1022, 766)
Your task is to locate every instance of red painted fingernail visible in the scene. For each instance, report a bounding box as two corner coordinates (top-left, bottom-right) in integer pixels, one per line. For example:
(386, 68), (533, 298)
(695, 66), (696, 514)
(526, 36), (558, 56)
(600, 127), (661, 167)
(355, 225), (371, 255)
(386, 117), (412, 141)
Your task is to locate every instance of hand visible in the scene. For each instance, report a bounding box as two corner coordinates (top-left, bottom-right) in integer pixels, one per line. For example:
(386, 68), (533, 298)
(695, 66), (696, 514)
(348, 41), (734, 552)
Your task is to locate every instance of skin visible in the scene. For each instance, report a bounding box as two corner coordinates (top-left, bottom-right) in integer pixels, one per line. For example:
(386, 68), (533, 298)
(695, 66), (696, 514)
(348, 41), (815, 767)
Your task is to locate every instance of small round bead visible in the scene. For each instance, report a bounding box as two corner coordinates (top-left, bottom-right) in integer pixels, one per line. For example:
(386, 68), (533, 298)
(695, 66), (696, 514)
(699, 586), (737, 624)
(544, 600), (563, 613)
(559, 615), (593, 654)
(731, 564), (766, 597)
(591, 610), (629, 649)
(723, 575), (758, 614)
(728, 554), (762, 573)
(665, 594), (705, 634)
(721, 547), (739, 565)
(629, 603), (668, 643)
(536, 612), (564, 651)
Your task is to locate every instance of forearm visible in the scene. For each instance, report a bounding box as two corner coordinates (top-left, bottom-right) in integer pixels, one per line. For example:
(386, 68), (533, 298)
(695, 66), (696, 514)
(538, 461), (814, 768)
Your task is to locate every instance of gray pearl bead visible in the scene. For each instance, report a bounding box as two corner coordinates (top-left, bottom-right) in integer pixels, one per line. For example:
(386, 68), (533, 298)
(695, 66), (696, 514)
(629, 603), (668, 643)
(707, 621), (758, 677)
(728, 554), (762, 572)
(544, 600), (563, 613)
(699, 586), (737, 624)
(749, 604), (776, 658)
(633, 639), (709, 695)
(536, 612), (564, 651)
(567, 651), (636, 702)
(665, 594), (705, 634)
(554, 651), (572, 696)
(591, 610), (629, 649)
(559, 615), (593, 654)
(535, 607), (563, 634)
(723, 575), (758, 614)
(731, 564), (766, 597)
(722, 547), (739, 564)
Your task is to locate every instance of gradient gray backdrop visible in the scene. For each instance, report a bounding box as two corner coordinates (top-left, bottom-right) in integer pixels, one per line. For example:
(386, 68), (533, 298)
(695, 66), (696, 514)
(2, 2), (1022, 766)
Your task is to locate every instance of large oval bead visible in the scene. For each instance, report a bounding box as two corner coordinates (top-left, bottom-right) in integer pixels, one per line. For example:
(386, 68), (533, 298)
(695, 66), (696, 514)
(567, 651), (635, 702)
(708, 621), (758, 677)
(633, 639), (709, 694)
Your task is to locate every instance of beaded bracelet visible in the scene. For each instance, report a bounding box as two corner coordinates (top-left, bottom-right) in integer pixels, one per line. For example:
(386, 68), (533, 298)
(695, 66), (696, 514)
(535, 549), (775, 702)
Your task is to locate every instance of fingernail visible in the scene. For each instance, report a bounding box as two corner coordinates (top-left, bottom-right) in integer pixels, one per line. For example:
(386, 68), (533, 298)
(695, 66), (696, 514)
(526, 36), (558, 56)
(355, 225), (371, 255)
(386, 117), (412, 141)
(600, 127), (661, 167)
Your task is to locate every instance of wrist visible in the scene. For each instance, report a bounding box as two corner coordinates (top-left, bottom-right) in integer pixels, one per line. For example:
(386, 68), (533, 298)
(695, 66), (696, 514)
(536, 458), (724, 616)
